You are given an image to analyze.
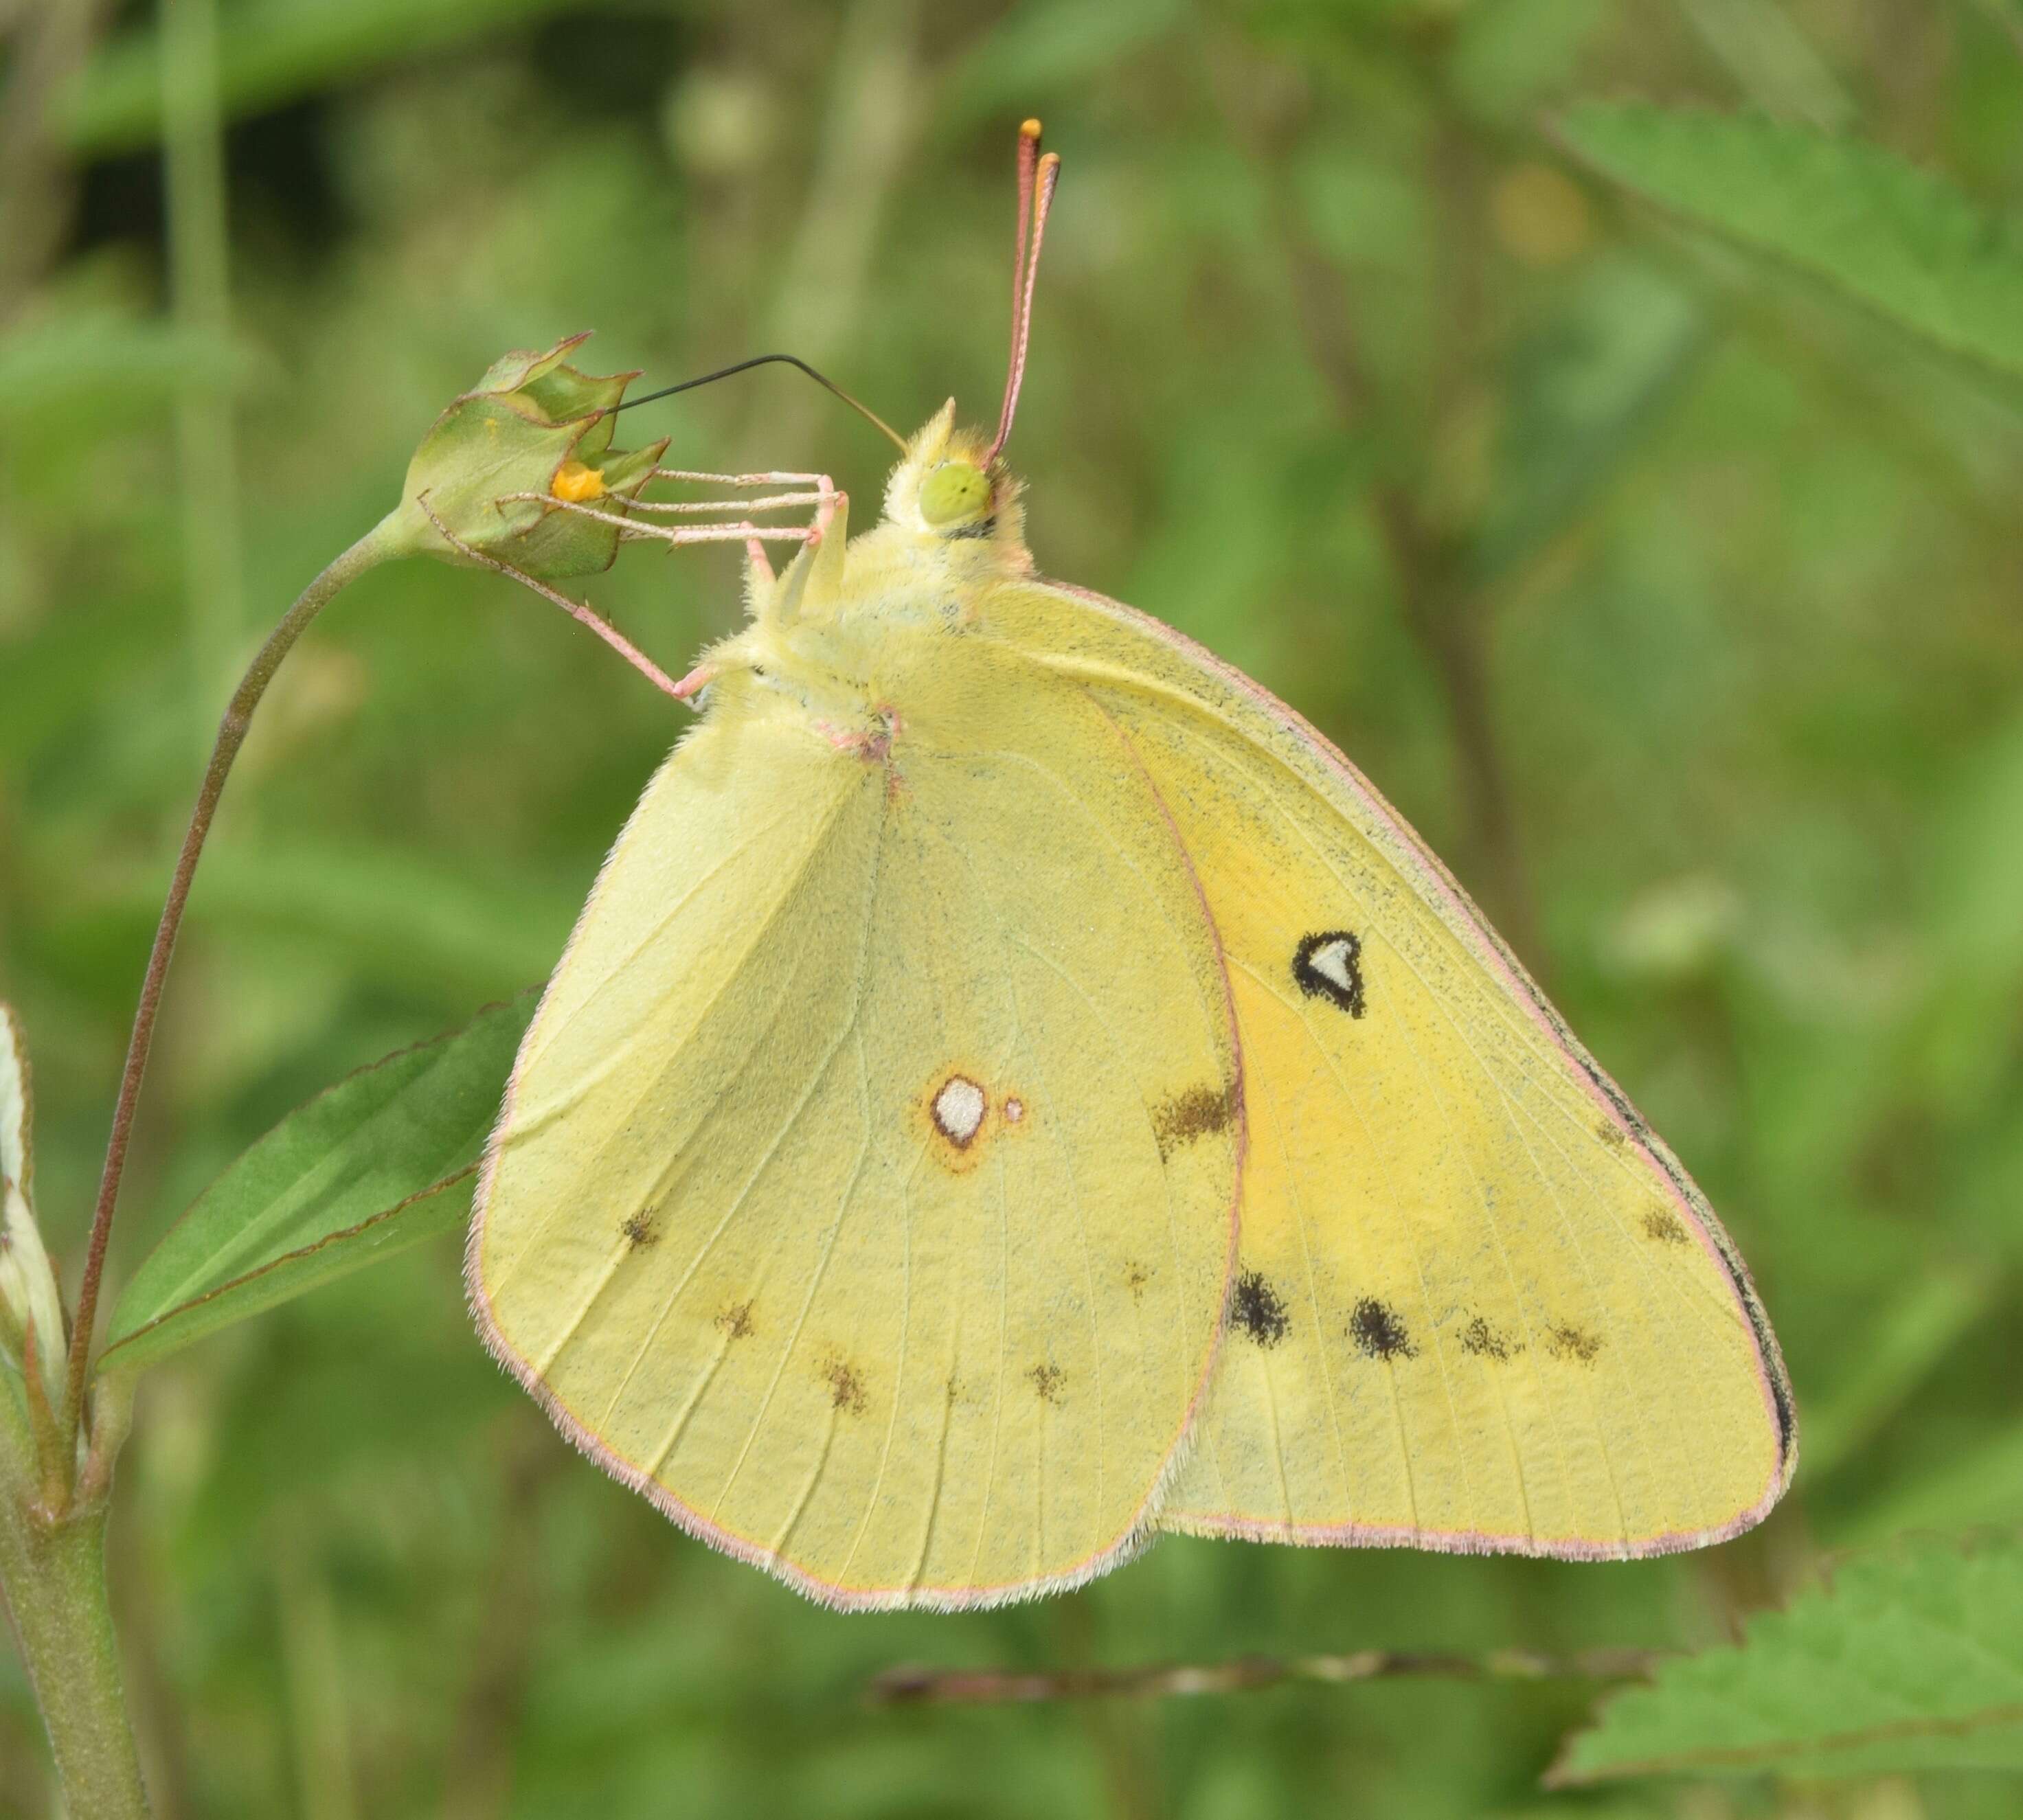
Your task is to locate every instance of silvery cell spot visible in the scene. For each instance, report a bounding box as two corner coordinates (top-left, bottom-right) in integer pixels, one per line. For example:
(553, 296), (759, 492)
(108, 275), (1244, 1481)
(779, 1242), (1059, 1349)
(932, 1076), (987, 1147)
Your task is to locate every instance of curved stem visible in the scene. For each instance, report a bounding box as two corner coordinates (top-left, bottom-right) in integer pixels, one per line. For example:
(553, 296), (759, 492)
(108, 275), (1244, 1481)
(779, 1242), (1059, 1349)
(61, 522), (399, 1444)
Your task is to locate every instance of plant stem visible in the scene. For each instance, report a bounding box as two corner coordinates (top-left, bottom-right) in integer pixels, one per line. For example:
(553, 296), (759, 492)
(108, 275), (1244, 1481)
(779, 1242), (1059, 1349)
(0, 1383), (150, 1817)
(62, 523), (400, 1444)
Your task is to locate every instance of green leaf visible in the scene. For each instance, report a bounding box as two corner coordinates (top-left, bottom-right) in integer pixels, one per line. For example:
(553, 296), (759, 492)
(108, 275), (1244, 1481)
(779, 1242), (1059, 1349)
(1473, 257), (1710, 584)
(100, 996), (534, 1374)
(1550, 1532), (2023, 1784)
(1558, 102), (2023, 387)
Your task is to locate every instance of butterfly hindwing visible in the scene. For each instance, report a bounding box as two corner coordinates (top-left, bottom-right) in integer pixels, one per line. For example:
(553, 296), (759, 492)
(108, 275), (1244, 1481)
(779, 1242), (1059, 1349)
(988, 577), (1795, 1558)
(468, 648), (1241, 1608)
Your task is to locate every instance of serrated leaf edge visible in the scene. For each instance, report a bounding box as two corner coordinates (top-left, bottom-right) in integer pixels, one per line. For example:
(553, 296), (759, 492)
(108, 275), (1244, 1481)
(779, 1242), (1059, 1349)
(1546, 1533), (2023, 1784)
(1551, 102), (2023, 397)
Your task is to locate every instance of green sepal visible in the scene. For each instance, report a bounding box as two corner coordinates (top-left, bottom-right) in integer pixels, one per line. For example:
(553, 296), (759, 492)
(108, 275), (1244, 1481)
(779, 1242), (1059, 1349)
(385, 334), (668, 580)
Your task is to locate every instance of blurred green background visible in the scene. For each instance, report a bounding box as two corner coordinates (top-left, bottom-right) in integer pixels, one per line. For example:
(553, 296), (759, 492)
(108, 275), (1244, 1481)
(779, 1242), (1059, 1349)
(6, 0), (2023, 1815)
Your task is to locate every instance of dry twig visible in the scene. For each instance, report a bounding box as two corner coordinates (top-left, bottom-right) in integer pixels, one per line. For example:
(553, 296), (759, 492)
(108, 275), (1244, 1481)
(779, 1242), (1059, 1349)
(869, 1644), (1663, 1708)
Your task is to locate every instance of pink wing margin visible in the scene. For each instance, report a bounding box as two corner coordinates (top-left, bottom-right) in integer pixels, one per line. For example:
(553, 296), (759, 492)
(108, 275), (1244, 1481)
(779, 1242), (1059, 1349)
(1033, 576), (1798, 1557)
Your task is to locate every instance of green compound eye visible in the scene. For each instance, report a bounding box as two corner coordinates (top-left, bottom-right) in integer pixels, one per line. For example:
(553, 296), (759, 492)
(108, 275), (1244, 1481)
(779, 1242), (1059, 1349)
(918, 460), (991, 527)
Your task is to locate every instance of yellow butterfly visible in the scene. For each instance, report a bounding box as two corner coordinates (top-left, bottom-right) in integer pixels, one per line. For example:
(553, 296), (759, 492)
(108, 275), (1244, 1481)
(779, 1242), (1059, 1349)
(468, 123), (1794, 1610)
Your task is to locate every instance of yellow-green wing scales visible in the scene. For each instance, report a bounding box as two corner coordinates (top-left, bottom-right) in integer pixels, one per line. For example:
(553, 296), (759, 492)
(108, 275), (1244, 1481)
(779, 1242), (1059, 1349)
(469, 650), (1241, 1608)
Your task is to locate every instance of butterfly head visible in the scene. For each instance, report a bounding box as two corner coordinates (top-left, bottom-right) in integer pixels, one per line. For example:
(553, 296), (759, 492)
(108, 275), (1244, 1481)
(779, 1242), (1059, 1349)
(879, 400), (1025, 554)
(691, 124), (1056, 659)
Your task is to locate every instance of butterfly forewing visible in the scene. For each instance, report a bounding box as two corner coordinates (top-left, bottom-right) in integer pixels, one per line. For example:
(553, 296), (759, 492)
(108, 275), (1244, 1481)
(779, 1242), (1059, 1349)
(469, 657), (1241, 1608)
(988, 577), (1795, 1558)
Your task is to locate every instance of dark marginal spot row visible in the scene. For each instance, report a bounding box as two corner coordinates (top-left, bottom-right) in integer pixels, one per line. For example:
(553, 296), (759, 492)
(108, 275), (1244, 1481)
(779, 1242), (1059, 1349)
(1546, 1323), (1603, 1365)
(1459, 1315), (1522, 1362)
(1572, 1054), (1795, 1465)
(1028, 1363), (1066, 1405)
(824, 1357), (868, 1415)
(1642, 1208), (1690, 1246)
(1436, 909), (1797, 1471)
(1232, 1270), (1290, 1347)
(1350, 1297), (1415, 1361)
(716, 1300), (755, 1340)
(1292, 930), (1366, 1018)
(1572, 1056), (1652, 1148)
(620, 1214), (658, 1249)
(1151, 1081), (1238, 1159)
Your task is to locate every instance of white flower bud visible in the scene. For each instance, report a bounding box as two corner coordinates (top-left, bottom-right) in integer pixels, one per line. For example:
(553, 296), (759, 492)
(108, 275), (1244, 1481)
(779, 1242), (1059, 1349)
(0, 1005), (65, 1374)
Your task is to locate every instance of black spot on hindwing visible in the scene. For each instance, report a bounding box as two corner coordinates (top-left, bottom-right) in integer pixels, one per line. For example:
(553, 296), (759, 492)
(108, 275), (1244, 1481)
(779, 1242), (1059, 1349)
(1293, 930), (1366, 1017)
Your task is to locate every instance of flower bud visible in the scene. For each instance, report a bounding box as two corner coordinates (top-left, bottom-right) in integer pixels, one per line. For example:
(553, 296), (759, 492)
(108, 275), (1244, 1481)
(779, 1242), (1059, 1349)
(0, 1005), (65, 1375)
(385, 334), (669, 580)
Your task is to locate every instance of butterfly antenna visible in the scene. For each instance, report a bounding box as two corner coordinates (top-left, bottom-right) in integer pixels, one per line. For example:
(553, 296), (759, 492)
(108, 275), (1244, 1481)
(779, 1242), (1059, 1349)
(986, 120), (1062, 466)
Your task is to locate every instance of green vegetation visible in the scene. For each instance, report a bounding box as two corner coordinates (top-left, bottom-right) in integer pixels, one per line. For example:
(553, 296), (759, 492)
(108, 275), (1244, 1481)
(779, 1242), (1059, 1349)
(5, 1), (2023, 1815)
